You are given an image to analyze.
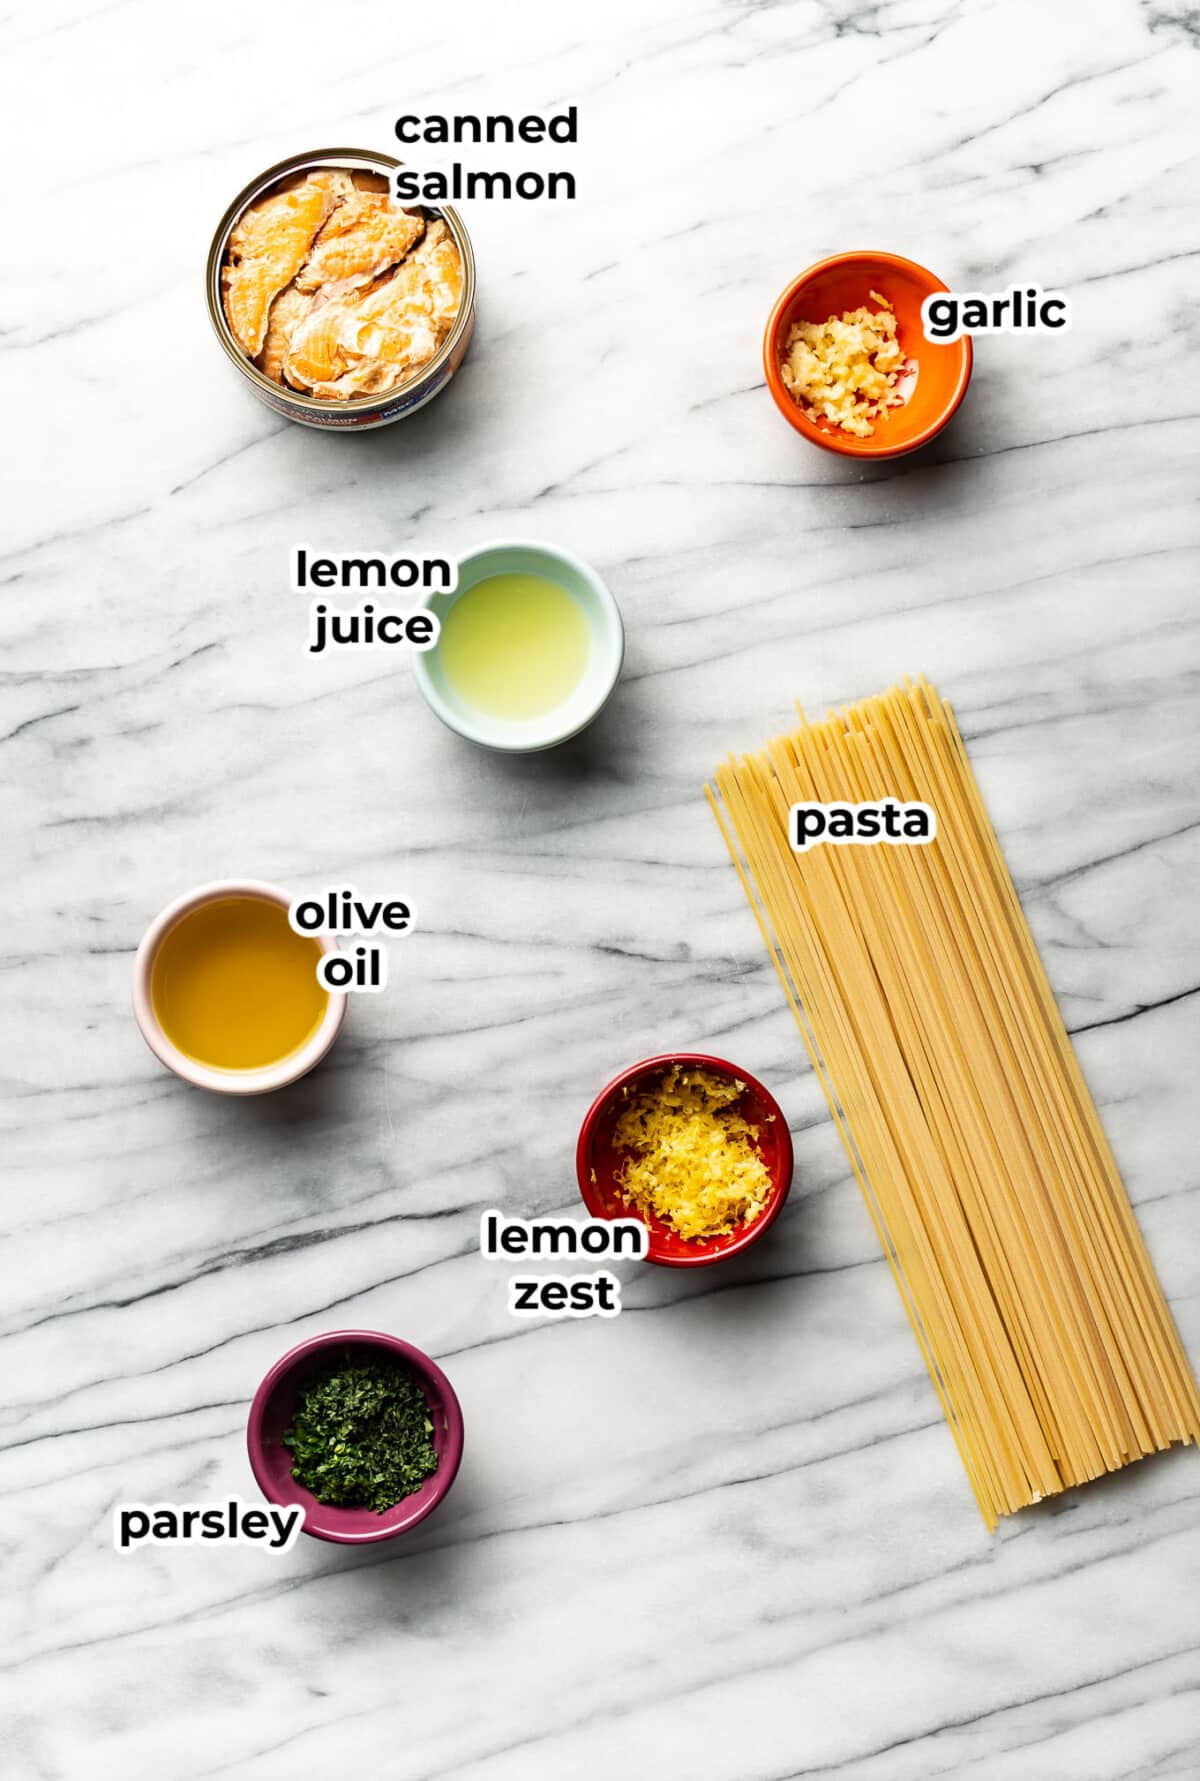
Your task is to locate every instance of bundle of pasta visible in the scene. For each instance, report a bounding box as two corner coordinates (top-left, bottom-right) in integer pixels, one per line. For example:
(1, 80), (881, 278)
(708, 679), (1200, 1527)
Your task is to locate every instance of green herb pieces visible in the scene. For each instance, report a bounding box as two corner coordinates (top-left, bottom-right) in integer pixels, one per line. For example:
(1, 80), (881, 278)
(283, 1354), (439, 1514)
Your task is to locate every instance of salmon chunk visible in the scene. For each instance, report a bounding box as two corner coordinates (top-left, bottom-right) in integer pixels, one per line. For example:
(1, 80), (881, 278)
(296, 196), (426, 295)
(221, 172), (343, 357)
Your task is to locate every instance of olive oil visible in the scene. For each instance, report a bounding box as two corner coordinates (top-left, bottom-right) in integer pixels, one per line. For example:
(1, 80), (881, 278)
(151, 897), (327, 1071)
(438, 572), (590, 720)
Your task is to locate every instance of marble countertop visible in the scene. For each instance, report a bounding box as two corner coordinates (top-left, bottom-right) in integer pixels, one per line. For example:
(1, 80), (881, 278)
(4, 1), (1200, 1776)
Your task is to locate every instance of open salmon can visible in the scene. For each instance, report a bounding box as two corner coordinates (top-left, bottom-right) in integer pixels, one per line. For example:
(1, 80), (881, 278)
(205, 146), (476, 430)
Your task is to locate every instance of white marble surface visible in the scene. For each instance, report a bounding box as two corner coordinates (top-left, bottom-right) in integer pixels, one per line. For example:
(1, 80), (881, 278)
(3, 0), (1200, 1775)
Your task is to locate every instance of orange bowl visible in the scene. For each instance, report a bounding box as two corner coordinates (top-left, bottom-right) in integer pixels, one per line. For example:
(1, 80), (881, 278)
(763, 251), (972, 459)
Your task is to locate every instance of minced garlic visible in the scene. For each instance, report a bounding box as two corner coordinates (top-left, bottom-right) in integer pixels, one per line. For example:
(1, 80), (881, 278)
(780, 291), (905, 438)
(611, 1065), (773, 1242)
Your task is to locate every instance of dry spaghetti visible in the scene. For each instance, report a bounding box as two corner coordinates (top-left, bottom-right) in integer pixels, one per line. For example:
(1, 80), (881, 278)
(707, 678), (1200, 1527)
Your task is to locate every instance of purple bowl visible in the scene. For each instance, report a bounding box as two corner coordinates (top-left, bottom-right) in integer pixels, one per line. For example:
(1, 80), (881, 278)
(247, 1330), (464, 1544)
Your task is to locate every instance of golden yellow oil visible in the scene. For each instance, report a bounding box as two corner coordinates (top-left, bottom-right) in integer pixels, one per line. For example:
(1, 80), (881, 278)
(151, 897), (328, 1071)
(438, 572), (590, 720)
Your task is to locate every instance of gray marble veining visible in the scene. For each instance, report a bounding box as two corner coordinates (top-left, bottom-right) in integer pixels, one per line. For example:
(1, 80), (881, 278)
(2, 0), (1199, 1775)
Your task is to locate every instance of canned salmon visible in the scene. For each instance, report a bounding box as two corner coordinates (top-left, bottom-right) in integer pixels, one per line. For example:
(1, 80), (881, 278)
(206, 147), (476, 431)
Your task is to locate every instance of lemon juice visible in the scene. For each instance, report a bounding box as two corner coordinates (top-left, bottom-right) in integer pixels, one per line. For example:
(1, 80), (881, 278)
(438, 572), (590, 721)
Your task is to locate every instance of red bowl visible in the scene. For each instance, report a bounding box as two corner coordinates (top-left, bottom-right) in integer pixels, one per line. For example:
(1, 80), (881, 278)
(247, 1330), (464, 1544)
(576, 1052), (794, 1267)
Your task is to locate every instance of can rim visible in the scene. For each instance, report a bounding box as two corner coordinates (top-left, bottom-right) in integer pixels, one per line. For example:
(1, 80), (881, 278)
(205, 146), (476, 414)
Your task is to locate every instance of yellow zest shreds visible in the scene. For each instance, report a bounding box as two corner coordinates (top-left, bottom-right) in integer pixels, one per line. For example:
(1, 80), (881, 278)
(780, 291), (905, 438)
(611, 1065), (773, 1241)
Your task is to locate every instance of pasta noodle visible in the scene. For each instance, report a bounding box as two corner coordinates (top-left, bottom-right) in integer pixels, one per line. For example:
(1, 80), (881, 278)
(707, 678), (1200, 1527)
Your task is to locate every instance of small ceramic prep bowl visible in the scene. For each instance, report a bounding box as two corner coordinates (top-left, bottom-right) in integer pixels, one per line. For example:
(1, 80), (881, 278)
(247, 1330), (464, 1544)
(763, 251), (972, 459)
(412, 539), (624, 752)
(131, 880), (346, 1096)
(576, 1052), (794, 1268)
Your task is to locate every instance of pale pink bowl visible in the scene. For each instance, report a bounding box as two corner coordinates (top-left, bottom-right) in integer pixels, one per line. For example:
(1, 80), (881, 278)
(247, 1330), (465, 1544)
(131, 879), (346, 1095)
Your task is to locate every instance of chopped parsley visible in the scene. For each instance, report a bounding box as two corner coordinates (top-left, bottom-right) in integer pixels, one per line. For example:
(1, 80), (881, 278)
(283, 1353), (440, 1514)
